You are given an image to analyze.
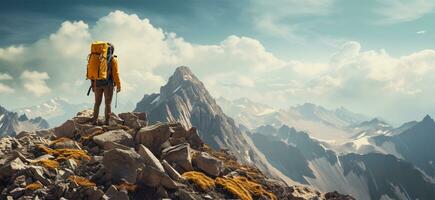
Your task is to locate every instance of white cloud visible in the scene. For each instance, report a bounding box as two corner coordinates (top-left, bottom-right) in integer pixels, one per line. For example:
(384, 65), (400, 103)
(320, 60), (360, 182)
(0, 73), (13, 80)
(250, 0), (336, 42)
(20, 70), (51, 96)
(376, 0), (435, 24)
(1, 10), (435, 123)
(416, 30), (426, 34)
(0, 45), (24, 61)
(0, 83), (14, 93)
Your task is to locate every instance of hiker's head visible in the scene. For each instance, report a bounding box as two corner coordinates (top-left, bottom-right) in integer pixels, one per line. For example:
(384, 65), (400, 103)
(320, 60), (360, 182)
(108, 43), (115, 54)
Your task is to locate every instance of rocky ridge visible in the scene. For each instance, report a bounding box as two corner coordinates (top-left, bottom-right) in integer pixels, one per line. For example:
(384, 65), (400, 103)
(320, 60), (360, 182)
(0, 106), (49, 137)
(0, 109), (353, 200)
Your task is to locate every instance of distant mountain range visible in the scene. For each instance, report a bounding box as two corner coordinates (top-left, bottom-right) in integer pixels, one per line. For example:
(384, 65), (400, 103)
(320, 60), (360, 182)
(0, 106), (48, 137)
(252, 124), (435, 200)
(217, 97), (369, 141)
(14, 97), (91, 127)
(14, 97), (135, 127)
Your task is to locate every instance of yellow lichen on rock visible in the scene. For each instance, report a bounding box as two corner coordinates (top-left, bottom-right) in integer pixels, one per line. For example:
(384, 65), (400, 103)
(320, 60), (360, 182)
(216, 177), (252, 200)
(49, 137), (73, 145)
(68, 175), (96, 187)
(25, 182), (43, 190)
(37, 144), (91, 163)
(215, 176), (276, 200)
(37, 159), (59, 169)
(115, 182), (137, 192)
(182, 171), (215, 191)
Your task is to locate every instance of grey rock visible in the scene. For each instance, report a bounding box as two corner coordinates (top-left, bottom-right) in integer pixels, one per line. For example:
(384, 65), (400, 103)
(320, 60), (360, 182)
(161, 160), (182, 181)
(160, 174), (178, 189)
(137, 144), (164, 172)
(156, 186), (168, 198)
(50, 138), (81, 150)
(104, 185), (129, 200)
(85, 187), (105, 200)
(0, 158), (27, 181)
(118, 112), (147, 130)
(161, 143), (193, 172)
(108, 113), (124, 126)
(65, 159), (78, 171)
(79, 126), (103, 138)
(35, 129), (54, 139)
(186, 127), (203, 149)
(162, 160), (183, 181)
(135, 122), (173, 155)
(54, 120), (77, 138)
(137, 165), (165, 187)
(93, 129), (134, 150)
(13, 175), (27, 187)
(10, 187), (25, 199)
(177, 188), (198, 200)
(26, 166), (51, 185)
(103, 148), (142, 183)
(73, 109), (94, 124)
(15, 131), (33, 139)
(193, 152), (223, 177)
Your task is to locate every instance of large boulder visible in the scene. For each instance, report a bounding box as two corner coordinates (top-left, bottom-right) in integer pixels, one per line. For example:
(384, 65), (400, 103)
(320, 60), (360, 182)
(193, 152), (223, 177)
(73, 109), (94, 124)
(78, 125), (103, 138)
(0, 158), (27, 181)
(137, 166), (178, 189)
(102, 148), (143, 183)
(162, 160), (182, 181)
(161, 143), (193, 172)
(137, 145), (164, 172)
(118, 112), (148, 130)
(93, 130), (134, 150)
(136, 144), (178, 189)
(54, 120), (77, 138)
(135, 123), (173, 155)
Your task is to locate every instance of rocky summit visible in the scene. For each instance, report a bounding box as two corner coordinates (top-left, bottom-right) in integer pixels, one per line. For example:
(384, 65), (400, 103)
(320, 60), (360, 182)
(0, 109), (353, 200)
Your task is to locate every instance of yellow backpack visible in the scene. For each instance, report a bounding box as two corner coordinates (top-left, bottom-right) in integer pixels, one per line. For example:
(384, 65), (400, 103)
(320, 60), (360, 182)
(86, 41), (110, 80)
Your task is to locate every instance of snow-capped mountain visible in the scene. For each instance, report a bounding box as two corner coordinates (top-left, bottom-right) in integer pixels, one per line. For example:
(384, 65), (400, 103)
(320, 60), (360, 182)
(15, 97), (135, 127)
(0, 106), (49, 137)
(251, 125), (435, 200)
(217, 98), (369, 141)
(15, 97), (91, 127)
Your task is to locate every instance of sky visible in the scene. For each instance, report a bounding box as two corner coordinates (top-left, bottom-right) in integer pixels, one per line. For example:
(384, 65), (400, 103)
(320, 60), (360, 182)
(0, 0), (435, 125)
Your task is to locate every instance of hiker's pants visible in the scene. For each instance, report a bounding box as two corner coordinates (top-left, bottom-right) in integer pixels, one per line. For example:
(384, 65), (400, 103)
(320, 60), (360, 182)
(93, 85), (114, 122)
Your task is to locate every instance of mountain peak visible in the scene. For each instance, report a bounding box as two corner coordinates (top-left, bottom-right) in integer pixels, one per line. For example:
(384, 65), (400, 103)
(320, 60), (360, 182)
(174, 66), (193, 75)
(422, 114), (434, 123)
(171, 66), (197, 83)
(158, 66), (204, 101)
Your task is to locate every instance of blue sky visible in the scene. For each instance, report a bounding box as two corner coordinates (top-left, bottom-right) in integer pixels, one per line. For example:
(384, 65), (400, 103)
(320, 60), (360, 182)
(1, 0), (435, 124)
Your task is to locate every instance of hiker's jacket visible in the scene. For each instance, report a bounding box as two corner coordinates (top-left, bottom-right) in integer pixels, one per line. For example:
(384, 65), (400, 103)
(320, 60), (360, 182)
(111, 56), (121, 89)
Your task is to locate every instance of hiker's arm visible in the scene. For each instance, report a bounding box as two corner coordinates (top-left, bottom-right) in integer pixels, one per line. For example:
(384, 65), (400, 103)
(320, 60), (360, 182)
(112, 57), (121, 92)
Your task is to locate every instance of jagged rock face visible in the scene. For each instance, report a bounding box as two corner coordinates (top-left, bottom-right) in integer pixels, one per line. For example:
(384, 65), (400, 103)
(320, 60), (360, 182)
(373, 115), (435, 177)
(0, 106), (49, 137)
(0, 110), (353, 200)
(252, 125), (435, 200)
(134, 66), (253, 164)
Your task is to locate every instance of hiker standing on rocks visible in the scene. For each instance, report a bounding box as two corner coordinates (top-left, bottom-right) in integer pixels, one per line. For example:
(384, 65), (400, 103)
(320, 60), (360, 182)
(86, 42), (121, 125)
